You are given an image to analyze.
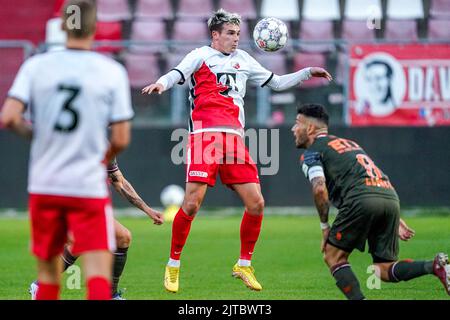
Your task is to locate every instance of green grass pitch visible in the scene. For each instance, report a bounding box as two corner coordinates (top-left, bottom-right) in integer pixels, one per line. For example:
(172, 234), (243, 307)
(0, 213), (449, 300)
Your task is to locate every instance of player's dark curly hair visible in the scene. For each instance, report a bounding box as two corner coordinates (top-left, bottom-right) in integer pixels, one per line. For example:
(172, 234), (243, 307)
(297, 104), (329, 126)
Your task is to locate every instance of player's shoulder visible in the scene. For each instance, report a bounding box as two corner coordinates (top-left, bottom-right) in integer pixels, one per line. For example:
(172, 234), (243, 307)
(300, 149), (322, 165)
(19, 51), (52, 70)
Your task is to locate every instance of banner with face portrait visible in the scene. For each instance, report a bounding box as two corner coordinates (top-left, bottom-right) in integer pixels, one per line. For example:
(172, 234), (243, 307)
(349, 44), (450, 126)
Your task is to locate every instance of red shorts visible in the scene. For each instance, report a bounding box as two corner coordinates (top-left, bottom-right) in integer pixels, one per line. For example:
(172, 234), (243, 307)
(29, 194), (116, 260)
(186, 132), (260, 187)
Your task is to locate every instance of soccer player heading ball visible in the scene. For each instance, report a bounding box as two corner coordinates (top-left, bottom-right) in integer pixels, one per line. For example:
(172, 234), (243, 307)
(293, 104), (450, 299)
(142, 9), (332, 293)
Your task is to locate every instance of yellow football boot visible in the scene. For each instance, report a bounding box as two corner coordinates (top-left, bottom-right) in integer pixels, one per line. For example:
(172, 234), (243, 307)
(164, 265), (180, 293)
(232, 263), (262, 291)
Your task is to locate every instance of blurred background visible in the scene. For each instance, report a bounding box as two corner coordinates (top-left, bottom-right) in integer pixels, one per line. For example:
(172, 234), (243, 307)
(0, 0), (449, 211)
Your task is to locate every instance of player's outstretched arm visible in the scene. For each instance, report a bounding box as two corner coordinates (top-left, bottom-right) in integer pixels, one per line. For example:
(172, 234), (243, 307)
(311, 176), (331, 253)
(109, 169), (164, 225)
(141, 83), (165, 95)
(142, 68), (185, 96)
(398, 218), (415, 241)
(267, 67), (333, 92)
(1, 98), (32, 139)
(310, 67), (333, 81)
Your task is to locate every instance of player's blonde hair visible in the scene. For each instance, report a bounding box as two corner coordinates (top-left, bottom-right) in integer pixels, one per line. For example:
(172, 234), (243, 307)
(207, 8), (241, 35)
(62, 0), (97, 39)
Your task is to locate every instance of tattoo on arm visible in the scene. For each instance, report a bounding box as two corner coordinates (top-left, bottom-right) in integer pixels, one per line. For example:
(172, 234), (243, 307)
(120, 179), (149, 211)
(311, 177), (329, 223)
(108, 171), (150, 213)
(109, 171), (120, 183)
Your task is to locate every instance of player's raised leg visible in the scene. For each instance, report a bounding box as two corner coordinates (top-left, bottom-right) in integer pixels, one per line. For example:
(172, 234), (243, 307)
(231, 182), (264, 291)
(164, 182), (208, 293)
(374, 253), (450, 295)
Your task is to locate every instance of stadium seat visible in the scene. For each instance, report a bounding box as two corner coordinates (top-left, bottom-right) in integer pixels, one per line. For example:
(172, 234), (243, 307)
(172, 20), (209, 53)
(342, 20), (376, 42)
(0, 48), (26, 106)
(293, 53), (328, 88)
(176, 0), (214, 20)
(125, 53), (161, 88)
(260, 0), (300, 21)
(135, 0), (173, 20)
(302, 0), (340, 21)
(97, 0), (132, 22)
(0, 0), (54, 44)
(428, 19), (450, 40)
(130, 20), (168, 53)
(430, 0), (450, 19)
(385, 20), (418, 41)
(299, 20), (335, 53)
(218, 0), (257, 20)
(45, 17), (67, 51)
(94, 21), (123, 53)
(344, 0), (382, 20)
(251, 52), (287, 76)
(387, 0), (424, 19)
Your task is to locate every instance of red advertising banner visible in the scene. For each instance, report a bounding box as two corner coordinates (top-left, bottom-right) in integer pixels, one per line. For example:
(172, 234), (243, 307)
(349, 44), (450, 126)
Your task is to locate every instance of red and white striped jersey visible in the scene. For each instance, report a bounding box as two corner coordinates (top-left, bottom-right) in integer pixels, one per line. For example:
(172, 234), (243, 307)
(8, 49), (134, 198)
(172, 46), (272, 136)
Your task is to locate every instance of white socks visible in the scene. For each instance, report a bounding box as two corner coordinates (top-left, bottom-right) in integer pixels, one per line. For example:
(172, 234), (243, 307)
(238, 259), (251, 267)
(168, 258), (180, 267)
(168, 258), (251, 268)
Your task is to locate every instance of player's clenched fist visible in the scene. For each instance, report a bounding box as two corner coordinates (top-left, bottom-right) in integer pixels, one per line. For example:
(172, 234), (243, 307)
(142, 83), (164, 95)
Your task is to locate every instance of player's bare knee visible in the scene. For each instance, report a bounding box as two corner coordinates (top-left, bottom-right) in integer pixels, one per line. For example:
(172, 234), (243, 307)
(373, 262), (393, 282)
(246, 197), (265, 215)
(324, 249), (347, 268)
(116, 228), (132, 248)
(183, 200), (201, 216)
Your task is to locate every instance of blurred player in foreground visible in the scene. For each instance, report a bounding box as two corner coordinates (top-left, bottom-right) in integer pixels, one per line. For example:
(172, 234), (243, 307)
(292, 104), (450, 299)
(1, 0), (134, 299)
(29, 158), (164, 300)
(142, 9), (332, 293)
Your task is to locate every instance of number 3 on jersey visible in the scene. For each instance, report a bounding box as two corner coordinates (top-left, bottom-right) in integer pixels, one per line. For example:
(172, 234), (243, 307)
(54, 85), (80, 133)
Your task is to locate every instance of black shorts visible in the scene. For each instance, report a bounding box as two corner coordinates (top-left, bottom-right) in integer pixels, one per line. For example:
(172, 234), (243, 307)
(327, 196), (400, 262)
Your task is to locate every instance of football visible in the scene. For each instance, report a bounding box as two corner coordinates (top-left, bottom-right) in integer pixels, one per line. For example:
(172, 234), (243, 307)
(253, 17), (288, 52)
(160, 184), (184, 207)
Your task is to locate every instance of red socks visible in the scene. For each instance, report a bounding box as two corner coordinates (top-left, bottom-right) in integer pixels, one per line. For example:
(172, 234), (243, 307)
(36, 282), (60, 300)
(36, 278), (110, 300)
(87, 276), (111, 300)
(170, 207), (195, 260)
(169, 209), (262, 262)
(240, 211), (263, 260)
